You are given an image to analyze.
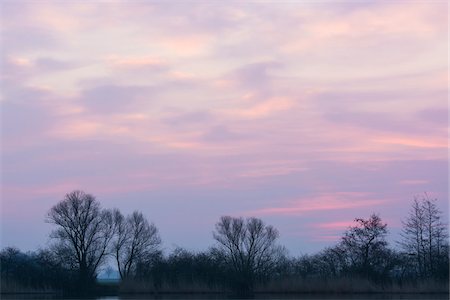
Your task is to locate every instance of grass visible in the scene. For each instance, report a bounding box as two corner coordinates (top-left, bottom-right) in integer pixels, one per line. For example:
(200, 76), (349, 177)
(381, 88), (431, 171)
(255, 277), (449, 294)
(119, 279), (225, 295)
(3, 277), (448, 296)
(117, 277), (449, 296)
(0, 280), (60, 295)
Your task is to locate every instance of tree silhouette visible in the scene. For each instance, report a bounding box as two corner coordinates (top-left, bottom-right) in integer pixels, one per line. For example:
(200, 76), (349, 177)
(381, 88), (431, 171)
(340, 213), (388, 279)
(213, 216), (283, 295)
(400, 194), (448, 279)
(112, 210), (161, 279)
(46, 190), (115, 292)
(2, 191), (447, 295)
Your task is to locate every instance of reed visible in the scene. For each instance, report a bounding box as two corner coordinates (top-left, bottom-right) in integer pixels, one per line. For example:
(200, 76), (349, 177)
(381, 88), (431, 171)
(256, 277), (449, 294)
(119, 278), (225, 294)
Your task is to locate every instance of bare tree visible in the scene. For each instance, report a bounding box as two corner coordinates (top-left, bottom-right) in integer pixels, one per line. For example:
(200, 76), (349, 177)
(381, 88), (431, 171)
(400, 194), (448, 279)
(112, 210), (161, 279)
(399, 197), (426, 276)
(46, 190), (115, 289)
(213, 216), (283, 294)
(340, 213), (388, 279)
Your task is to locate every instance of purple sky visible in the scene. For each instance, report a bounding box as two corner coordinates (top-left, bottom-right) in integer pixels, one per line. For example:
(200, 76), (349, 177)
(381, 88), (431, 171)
(0, 1), (448, 255)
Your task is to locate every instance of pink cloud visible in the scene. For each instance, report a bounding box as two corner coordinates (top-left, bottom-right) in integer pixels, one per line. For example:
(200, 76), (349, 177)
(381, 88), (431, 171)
(1, 1), (447, 252)
(399, 179), (429, 185)
(373, 135), (447, 149)
(314, 221), (355, 230)
(310, 235), (341, 242)
(157, 34), (214, 57)
(238, 166), (308, 178)
(105, 55), (165, 69)
(247, 193), (386, 217)
(282, 2), (445, 55)
(309, 4), (441, 38)
(47, 120), (102, 139)
(2, 182), (80, 200)
(224, 97), (296, 119)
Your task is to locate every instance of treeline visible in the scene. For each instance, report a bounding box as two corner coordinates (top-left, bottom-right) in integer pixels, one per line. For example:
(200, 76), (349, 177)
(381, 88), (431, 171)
(1, 191), (448, 296)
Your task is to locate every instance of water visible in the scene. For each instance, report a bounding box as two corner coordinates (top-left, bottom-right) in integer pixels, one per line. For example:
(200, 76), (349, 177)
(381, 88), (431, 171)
(2, 294), (448, 300)
(100, 295), (448, 300)
(99, 295), (449, 300)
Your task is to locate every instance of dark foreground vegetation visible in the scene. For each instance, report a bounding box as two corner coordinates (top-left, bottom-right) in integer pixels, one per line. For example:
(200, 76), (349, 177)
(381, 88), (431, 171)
(1, 191), (448, 298)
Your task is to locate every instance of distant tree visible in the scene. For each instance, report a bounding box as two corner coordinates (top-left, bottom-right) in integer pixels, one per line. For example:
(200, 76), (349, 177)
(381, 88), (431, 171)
(162, 247), (230, 290)
(213, 216), (283, 294)
(46, 190), (116, 291)
(339, 213), (389, 279)
(133, 249), (164, 289)
(0, 247), (73, 292)
(399, 194), (448, 279)
(124, 247), (230, 293)
(112, 210), (161, 279)
(0, 247), (22, 285)
(399, 197), (426, 276)
(317, 246), (349, 278)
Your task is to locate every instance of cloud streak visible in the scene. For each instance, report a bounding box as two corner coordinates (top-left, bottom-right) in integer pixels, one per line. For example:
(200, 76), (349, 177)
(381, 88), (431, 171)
(247, 193), (387, 217)
(1, 1), (447, 253)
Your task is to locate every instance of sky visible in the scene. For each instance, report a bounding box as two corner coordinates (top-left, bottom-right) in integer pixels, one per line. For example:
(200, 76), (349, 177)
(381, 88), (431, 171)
(0, 1), (448, 255)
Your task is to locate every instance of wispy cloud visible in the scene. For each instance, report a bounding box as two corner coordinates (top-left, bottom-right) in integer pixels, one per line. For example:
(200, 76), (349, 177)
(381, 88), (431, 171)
(247, 193), (386, 217)
(1, 1), (447, 252)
